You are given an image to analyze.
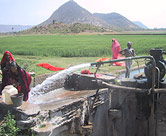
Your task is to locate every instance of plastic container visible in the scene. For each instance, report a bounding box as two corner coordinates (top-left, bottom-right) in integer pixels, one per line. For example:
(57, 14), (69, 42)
(11, 93), (24, 107)
(2, 85), (18, 105)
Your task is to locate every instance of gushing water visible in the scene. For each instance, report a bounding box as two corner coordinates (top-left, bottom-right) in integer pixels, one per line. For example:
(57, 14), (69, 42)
(28, 63), (91, 102)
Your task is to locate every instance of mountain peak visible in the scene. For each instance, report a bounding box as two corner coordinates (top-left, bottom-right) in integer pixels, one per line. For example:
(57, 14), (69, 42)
(94, 12), (141, 30)
(39, 1), (142, 31)
(40, 1), (110, 27)
(59, 0), (80, 9)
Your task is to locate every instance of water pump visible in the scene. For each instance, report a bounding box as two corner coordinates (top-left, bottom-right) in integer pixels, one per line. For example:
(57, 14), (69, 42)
(144, 48), (166, 87)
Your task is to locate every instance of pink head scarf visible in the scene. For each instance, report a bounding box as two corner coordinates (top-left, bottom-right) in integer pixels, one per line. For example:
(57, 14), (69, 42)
(1, 51), (16, 65)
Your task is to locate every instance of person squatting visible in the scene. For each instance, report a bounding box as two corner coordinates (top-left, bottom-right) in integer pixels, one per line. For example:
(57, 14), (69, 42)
(0, 51), (32, 101)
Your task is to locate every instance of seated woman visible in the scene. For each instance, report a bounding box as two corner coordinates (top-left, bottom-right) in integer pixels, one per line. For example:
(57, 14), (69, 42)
(0, 51), (16, 93)
(10, 61), (32, 101)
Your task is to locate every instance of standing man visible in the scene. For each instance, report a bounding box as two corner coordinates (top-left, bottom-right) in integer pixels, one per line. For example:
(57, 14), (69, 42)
(119, 41), (135, 78)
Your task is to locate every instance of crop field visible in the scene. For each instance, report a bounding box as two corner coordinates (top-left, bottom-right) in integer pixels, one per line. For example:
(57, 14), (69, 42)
(0, 34), (166, 75)
(0, 34), (166, 57)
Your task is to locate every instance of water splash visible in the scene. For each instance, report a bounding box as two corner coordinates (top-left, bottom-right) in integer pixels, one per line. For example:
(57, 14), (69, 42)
(29, 88), (65, 104)
(28, 63), (90, 102)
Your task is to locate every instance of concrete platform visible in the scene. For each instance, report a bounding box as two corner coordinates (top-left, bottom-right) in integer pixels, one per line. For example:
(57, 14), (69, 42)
(0, 87), (106, 135)
(0, 88), (101, 115)
(30, 88), (99, 110)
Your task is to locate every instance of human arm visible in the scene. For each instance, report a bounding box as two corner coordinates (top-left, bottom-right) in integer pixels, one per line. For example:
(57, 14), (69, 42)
(119, 49), (125, 55)
(131, 49), (136, 56)
(119, 50), (123, 54)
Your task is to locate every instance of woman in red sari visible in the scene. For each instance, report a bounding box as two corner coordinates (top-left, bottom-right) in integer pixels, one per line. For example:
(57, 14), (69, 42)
(10, 61), (32, 101)
(0, 51), (16, 93)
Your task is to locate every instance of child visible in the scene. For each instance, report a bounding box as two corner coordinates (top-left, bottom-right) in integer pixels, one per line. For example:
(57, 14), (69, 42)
(119, 41), (135, 78)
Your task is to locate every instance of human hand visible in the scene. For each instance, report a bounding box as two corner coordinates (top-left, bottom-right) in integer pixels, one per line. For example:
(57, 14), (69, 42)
(119, 51), (122, 54)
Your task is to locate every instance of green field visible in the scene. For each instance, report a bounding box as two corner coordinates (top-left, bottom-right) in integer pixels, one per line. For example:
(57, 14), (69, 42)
(0, 34), (166, 75)
(0, 34), (166, 57)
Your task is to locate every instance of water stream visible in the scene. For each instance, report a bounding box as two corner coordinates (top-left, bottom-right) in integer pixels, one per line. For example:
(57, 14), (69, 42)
(28, 62), (145, 103)
(28, 63), (90, 103)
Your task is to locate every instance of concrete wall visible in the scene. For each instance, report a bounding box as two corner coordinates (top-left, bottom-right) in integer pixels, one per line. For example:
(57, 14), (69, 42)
(156, 92), (166, 136)
(92, 87), (151, 136)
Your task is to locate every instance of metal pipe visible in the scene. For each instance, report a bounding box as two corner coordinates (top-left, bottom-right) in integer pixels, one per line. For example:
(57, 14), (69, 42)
(91, 56), (156, 90)
(155, 67), (160, 136)
(155, 67), (160, 88)
(91, 56), (154, 66)
(101, 81), (148, 93)
(91, 56), (156, 136)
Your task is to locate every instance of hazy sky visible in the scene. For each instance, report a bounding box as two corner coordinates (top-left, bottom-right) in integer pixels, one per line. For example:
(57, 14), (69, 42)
(0, 0), (165, 28)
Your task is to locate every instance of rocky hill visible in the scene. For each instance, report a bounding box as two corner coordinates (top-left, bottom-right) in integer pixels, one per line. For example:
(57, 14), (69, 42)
(40, 1), (142, 31)
(40, 1), (110, 28)
(19, 22), (111, 35)
(16, 0), (145, 34)
(93, 12), (141, 31)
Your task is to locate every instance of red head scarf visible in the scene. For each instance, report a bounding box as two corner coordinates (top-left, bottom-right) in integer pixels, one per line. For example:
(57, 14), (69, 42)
(1, 51), (16, 65)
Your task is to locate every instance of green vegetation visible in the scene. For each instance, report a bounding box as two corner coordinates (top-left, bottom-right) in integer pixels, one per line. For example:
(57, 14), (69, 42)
(0, 53), (125, 76)
(0, 34), (165, 75)
(0, 111), (19, 136)
(0, 111), (35, 136)
(0, 34), (166, 57)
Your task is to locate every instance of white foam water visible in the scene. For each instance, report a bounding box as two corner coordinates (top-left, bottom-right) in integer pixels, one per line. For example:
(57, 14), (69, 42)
(29, 88), (65, 104)
(28, 63), (91, 102)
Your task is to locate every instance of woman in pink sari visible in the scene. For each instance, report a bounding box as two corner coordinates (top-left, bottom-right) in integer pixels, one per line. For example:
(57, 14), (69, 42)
(111, 38), (122, 60)
(111, 38), (126, 66)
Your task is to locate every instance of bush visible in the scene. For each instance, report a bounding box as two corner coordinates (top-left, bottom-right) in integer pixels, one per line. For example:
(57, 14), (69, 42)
(0, 111), (19, 136)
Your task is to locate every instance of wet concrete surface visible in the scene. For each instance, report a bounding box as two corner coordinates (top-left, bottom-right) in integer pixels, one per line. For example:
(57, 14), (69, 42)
(17, 101), (41, 116)
(32, 88), (98, 111)
(0, 88), (102, 115)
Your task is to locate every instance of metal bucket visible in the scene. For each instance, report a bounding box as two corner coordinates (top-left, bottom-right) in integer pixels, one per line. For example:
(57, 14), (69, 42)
(11, 93), (24, 107)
